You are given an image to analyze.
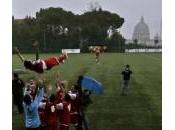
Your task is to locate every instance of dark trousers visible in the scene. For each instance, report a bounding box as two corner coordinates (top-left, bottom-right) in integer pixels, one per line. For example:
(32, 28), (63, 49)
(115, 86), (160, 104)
(76, 114), (83, 130)
(81, 111), (89, 130)
(13, 97), (23, 114)
(16, 101), (23, 113)
(121, 80), (130, 95)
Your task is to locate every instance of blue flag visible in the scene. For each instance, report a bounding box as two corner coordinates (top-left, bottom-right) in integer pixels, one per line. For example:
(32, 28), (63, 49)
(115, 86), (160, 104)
(81, 76), (103, 94)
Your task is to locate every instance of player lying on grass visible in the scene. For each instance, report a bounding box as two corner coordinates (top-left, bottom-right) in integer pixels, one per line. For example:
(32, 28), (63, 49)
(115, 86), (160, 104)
(14, 45), (68, 73)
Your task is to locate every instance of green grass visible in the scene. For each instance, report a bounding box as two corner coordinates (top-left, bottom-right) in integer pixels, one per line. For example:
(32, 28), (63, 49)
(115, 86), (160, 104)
(12, 53), (162, 130)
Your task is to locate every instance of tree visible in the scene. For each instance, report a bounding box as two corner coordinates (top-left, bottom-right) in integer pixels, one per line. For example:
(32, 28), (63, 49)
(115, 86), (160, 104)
(13, 7), (125, 53)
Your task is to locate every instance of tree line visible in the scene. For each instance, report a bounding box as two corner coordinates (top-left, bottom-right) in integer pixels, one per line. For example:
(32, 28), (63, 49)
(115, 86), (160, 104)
(12, 7), (126, 53)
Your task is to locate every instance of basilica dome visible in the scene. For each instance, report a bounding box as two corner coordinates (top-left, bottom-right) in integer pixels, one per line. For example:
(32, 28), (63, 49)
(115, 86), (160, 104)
(132, 17), (150, 43)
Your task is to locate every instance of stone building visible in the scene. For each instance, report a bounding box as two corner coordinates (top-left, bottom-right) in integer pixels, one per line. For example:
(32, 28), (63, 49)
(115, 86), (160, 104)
(126, 16), (162, 47)
(132, 16), (150, 44)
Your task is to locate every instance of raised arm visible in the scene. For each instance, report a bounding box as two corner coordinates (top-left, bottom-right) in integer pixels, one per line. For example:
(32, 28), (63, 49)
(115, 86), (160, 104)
(32, 41), (39, 60)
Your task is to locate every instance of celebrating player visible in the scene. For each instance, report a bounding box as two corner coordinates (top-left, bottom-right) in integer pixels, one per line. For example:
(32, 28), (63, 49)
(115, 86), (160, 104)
(89, 46), (107, 63)
(14, 44), (68, 73)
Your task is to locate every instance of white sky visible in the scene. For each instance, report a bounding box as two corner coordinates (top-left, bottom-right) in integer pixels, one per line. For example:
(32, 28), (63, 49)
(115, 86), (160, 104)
(12, 0), (162, 39)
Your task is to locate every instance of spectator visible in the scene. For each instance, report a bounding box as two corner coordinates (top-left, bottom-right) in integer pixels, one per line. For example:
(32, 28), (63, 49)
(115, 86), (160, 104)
(12, 73), (25, 114)
(121, 64), (133, 96)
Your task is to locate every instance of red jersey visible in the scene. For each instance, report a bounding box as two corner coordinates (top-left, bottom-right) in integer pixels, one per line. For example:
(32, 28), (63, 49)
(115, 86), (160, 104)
(58, 101), (71, 126)
(95, 48), (101, 56)
(38, 107), (47, 128)
(70, 92), (81, 113)
(44, 54), (67, 70)
(45, 102), (58, 130)
(24, 53), (68, 73)
(44, 57), (59, 70)
(70, 93), (81, 125)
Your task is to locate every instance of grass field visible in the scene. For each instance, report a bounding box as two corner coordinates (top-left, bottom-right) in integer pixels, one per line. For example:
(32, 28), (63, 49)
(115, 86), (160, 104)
(12, 53), (162, 130)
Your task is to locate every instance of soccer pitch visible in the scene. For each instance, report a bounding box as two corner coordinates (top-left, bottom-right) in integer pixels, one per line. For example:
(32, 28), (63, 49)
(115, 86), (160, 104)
(12, 53), (162, 130)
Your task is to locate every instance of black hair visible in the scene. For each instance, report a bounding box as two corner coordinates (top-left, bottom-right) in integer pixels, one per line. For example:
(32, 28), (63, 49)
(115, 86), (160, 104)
(83, 89), (92, 95)
(126, 64), (130, 68)
(74, 84), (81, 91)
(24, 60), (33, 69)
(83, 89), (89, 93)
(49, 94), (56, 103)
(13, 73), (18, 78)
(64, 93), (71, 101)
(23, 94), (32, 105)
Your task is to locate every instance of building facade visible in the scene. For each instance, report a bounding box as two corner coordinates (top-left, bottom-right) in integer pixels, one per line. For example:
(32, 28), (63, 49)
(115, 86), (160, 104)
(126, 16), (162, 47)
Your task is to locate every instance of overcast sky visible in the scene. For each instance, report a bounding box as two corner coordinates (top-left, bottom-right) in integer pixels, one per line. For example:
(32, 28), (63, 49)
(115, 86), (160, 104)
(12, 0), (162, 39)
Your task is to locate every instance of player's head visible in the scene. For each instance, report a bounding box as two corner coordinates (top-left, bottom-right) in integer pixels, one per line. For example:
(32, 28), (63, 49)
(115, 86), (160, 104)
(71, 84), (81, 93)
(13, 73), (18, 79)
(24, 60), (33, 69)
(49, 94), (56, 103)
(62, 52), (68, 59)
(89, 46), (93, 51)
(83, 89), (91, 96)
(126, 64), (130, 68)
(29, 79), (35, 85)
(64, 93), (71, 101)
(37, 79), (44, 87)
(55, 82), (61, 92)
(23, 94), (32, 105)
(74, 84), (80, 90)
(125, 64), (130, 70)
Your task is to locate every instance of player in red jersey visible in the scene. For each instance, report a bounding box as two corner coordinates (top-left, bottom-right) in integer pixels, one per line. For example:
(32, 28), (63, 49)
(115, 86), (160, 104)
(44, 94), (58, 130)
(89, 46), (107, 63)
(38, 94), (58, 130)
(69, 85), (83, 130)
(94, 47), (101, 63)
(14, 45), (68, 73)
(56, 93), (73, 130)
(55, 80), (66, 104)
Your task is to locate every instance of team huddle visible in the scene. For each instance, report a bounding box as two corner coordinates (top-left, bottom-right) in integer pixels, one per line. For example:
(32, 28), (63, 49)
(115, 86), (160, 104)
(13, 74), (92, 130)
